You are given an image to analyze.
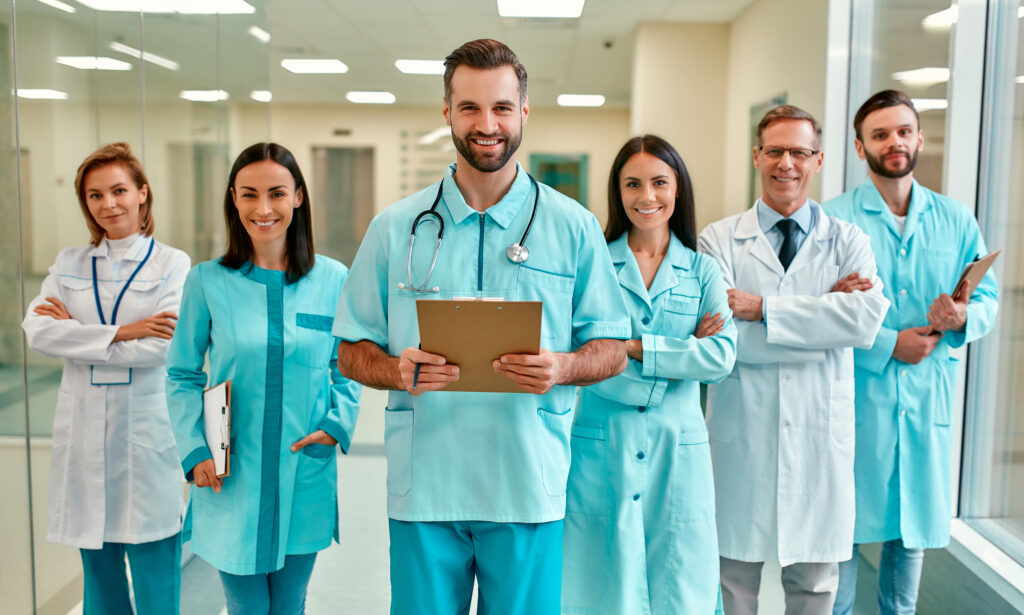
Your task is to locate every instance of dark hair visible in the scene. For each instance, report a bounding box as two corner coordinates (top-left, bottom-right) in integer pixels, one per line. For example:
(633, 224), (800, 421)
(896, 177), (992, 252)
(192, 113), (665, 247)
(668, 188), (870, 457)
(605, 135), (697, 251)
(221, 142), (314, 283)
(756, 104), (822, 150)
(443, 39), (527, 103)
(75, 142), (154, 246)
(853, 89), (919, 140)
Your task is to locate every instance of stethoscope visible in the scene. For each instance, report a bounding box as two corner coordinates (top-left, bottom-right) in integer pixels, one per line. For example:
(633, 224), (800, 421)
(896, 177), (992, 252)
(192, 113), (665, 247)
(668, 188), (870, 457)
(398, 174), (539, 293)
(92, 238), (155, 324)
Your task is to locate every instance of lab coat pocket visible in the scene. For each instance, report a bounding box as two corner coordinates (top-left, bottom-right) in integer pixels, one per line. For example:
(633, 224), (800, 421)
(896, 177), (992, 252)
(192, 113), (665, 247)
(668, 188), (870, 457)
(52, 390), (74, 446)
(301, 443), (336, 459)
(515, 265), (573, 349)
(935, 355), (960, 426)
(828, 379), (855, 450)
(820, 264), (841, 295)
(129, 393), (176, 452)
(566, 423), (611, 518)
(385, 408), (414, 496)
(673, 436), (715, 524)
(56, 276), (94, 316)
(295, 313), (335, 369)
(537, 407), (573, 497)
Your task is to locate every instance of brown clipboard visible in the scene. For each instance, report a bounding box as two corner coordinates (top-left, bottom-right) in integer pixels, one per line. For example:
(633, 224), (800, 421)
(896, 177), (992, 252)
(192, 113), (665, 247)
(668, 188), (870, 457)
(416, 300), (542, 393)
(952, 250), (1000, 301)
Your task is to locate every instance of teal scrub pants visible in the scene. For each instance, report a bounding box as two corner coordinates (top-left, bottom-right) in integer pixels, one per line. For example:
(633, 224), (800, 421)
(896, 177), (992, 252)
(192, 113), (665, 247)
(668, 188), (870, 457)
(80, 532), (181, 615)
(388, 519), (563, 615)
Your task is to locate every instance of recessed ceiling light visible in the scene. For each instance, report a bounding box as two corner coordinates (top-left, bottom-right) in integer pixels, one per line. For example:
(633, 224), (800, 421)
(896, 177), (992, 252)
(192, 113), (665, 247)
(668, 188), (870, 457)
(418, 127), (451, 145)
(36, 0), (76, 13)
(921, 6), (957, 30)
(395, 59), (445, 75)
(891, 67), (950, 87)
(16, 89), (69, 99)
(57, 56), (132, 70)
(1016, 75), (1024, 84)
(109, 42), (179, 71)
(346, 91), (396, 104)
(248, 26), (270, 44)
(75, 0), (255, 14)
(179, 89), (229, 102)
(250, 90), (272, 102)
(281, 59), (348, 74)
(557, 94), (605, 107)
(497, 0), (585, 18)
(912, 98), (948, 112)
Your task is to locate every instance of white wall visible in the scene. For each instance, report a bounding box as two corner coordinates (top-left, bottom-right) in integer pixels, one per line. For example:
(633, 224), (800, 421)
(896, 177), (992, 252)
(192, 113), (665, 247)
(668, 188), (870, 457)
(631, 22), (730, 233)
(722, 0), (830, 221)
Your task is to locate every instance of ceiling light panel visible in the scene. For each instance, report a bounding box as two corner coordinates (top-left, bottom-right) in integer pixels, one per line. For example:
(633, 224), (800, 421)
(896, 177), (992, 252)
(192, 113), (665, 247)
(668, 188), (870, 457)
(346, 91), (396, 104)
(57, 56), (132, 70)
(281, 59), (349, 74)
(17, 89), (69, 99)
(109, 42), (179, 71)
(912, 98), (948, 112)
(36, 0), (76, 13)
(891, 67), (950, 87)
(74, 0), (255, 13)
(248, 26), (271, 44)
(557, 94), (605, 107)
(250, 90), (272, 102)
(497, 0), (585, 18)
(395, 59), (445, 75)
(179, 89), (229, 102)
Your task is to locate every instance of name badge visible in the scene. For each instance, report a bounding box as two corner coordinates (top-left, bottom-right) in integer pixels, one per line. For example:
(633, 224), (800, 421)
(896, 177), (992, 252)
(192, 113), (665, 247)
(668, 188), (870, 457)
(91, 365), (132, 386)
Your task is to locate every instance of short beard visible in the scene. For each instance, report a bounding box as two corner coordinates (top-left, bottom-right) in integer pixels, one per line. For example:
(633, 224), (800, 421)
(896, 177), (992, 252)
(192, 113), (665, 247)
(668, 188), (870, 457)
(452, 128), (523, 173)
(865, 148), (918, 179)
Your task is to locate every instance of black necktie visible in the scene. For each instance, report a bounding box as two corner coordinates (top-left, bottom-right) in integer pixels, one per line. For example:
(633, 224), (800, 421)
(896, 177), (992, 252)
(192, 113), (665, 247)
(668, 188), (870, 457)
(775, 218), (797, 271)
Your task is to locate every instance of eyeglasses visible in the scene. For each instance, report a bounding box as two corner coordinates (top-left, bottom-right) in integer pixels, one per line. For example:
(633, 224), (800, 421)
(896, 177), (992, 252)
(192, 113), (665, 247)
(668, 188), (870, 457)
(759, 146), (819, 161)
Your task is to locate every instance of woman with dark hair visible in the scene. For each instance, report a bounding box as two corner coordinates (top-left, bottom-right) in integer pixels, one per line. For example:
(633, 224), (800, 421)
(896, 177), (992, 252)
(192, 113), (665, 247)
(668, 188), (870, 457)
(166, 142), (361, 614)
(562, 135), (737, 614)
(23, 142), (190, 614)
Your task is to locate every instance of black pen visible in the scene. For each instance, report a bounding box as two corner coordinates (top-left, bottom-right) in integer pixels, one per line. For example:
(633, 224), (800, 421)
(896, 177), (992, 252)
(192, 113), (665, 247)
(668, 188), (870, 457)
(412, 362), (422, 390)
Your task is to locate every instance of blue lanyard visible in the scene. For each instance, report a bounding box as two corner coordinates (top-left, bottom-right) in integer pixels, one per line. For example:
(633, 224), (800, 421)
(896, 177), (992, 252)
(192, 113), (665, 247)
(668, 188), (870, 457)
(92, 238), (155, 325)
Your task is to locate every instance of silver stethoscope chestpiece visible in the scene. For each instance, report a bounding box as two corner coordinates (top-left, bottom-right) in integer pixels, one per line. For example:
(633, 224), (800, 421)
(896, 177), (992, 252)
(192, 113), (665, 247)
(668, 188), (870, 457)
(506, 243), (529, 264)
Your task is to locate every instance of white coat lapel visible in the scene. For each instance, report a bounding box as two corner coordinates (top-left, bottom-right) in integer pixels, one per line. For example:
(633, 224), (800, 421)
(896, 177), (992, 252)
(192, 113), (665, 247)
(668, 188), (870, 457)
(786, 204), (836, 277)
(735, 207), (785, 277)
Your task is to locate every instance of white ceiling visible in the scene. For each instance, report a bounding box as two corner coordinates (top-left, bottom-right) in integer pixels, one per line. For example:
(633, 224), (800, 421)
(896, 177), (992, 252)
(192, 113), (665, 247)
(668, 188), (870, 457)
(8, 0), (757, 106)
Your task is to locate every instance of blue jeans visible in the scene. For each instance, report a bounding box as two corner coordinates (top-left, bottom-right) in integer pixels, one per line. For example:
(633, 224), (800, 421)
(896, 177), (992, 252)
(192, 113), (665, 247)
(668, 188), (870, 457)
(834, 540), (925, 615)
(218, 553), (317, 615)
(389, 519), (563, 615)
(80, 532), (181, 615)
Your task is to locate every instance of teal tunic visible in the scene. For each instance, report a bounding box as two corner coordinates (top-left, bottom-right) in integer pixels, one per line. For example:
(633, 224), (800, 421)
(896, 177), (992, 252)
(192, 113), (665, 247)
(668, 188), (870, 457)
(333, 163), (631, 523)
(562, 234), (736, 615)
(826, 179), (998, 548)
(166, 257), (361, 575)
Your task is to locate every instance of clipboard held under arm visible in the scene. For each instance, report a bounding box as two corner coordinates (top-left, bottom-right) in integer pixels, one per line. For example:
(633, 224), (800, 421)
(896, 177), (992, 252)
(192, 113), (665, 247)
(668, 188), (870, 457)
(416, 300), (542, 393)
(952, 250), (1000, 301)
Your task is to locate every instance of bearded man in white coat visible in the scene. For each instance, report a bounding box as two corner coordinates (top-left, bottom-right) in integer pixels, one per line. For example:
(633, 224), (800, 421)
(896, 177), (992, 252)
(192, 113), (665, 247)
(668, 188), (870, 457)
(698, 105), (890, 615)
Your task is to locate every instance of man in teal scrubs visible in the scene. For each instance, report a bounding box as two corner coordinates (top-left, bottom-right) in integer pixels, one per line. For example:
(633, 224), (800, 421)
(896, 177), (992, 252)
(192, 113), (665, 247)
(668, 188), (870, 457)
(332, 39), (630, 615)
(827, 90), (999, 615)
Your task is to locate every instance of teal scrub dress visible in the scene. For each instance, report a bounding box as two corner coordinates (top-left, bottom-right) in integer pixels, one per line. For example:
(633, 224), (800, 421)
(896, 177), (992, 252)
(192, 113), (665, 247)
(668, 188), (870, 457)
(826, 179), (998, 549)
(166, 256), (361, 575)
(562, 234), (736, 615)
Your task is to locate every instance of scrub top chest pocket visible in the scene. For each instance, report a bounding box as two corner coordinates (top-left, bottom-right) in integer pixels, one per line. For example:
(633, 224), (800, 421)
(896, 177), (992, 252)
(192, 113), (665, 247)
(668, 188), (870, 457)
(514, 264), (574, 349)
(661, 277), (702, 337)
(295, 313), (335, 368)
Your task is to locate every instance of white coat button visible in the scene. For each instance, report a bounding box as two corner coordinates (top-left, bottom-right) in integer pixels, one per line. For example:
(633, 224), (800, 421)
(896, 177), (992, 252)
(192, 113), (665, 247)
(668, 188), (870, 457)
(900, 289), (907, 296)
(782, 375), (790, 383)
(900, 370), (908, 378)
(900, 410), (907, 417)
(900, 249), (907, 256)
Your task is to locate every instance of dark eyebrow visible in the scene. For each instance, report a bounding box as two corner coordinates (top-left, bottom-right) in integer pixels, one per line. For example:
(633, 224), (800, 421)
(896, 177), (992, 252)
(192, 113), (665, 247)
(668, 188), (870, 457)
(238, 185), (288, 191)
(622, 174), (670, 182)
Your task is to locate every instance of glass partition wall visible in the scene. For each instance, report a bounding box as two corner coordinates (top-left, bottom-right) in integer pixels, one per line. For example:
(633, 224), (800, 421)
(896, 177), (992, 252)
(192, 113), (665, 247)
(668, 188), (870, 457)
(1, 2), (270, 613)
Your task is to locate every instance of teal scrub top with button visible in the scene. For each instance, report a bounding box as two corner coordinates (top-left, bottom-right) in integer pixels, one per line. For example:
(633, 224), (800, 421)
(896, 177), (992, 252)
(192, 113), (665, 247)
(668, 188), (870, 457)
(826, 179), (998, 548)
(332, 163), (631, 523)
(562, 233), (736, 615)
(167, 256), (361, 575)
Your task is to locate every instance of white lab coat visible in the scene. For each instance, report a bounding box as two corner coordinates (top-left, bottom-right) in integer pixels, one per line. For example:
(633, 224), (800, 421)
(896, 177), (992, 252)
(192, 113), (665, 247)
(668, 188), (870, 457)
(697, 203), (889, 565)
(22, 235), (190, 548)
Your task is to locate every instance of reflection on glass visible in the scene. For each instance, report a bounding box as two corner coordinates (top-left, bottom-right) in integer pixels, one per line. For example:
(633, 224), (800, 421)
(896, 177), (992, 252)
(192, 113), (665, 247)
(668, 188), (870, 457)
(869, 0), (951, 192)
